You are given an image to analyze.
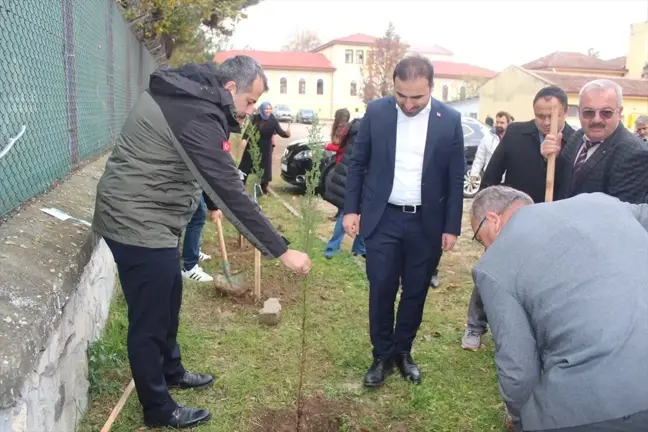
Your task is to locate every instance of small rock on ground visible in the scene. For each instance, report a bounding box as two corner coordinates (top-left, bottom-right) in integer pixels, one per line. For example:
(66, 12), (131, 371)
(259, 297), (282, 326)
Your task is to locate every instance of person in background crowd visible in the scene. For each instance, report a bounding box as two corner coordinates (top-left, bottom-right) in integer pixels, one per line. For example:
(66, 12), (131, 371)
(344, 55), (464, 388)
(238, 101), (290, 194)
(541, 79), (648, 203)
(93, 57), (311, 430)
(484, 115), (494, 128)
(469, 111), (512, 182)
(461, 86), (575, 351)
(180, 196), (213, 282)
(322, 112), (366, 259)
(470, 186), (648, 432)
(324, 108), (350, 223)
(634, 115), (647, 142)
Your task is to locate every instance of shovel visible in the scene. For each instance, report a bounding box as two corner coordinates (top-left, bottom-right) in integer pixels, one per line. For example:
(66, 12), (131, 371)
(214, 217), (246, 295)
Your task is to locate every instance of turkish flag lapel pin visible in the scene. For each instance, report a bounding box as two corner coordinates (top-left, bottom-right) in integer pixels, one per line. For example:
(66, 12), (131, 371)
(222, 141), (231, 152)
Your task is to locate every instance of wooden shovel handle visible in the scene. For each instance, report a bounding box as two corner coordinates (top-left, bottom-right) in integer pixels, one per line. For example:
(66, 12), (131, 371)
(544, 104), (559, 203)
(216, 217), (228, 262)
(101, 379), (135, 432)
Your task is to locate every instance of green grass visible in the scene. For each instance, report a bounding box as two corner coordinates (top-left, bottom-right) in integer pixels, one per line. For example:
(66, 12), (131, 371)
(78, 193), (504, 431)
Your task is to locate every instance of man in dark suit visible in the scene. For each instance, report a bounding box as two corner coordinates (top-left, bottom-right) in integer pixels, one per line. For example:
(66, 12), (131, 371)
(478, 86), (575, 204)
(461, 86), (575, 352)
(542, 79), (648, 203)
(343, 56), (465, 387)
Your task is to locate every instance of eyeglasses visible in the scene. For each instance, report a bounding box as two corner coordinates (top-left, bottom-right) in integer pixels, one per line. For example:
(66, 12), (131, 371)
(581, 109), (616, 120)
(472, 216), (487, 247)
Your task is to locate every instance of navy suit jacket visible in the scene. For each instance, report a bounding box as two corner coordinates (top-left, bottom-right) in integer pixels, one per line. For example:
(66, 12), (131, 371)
(343, 97), (465, 242)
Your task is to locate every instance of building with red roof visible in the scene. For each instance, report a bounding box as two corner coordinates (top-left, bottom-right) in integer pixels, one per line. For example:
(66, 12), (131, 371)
(215, 33), (496, 119)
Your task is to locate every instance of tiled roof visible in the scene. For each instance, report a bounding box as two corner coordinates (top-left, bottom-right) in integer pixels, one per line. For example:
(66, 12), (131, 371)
(312, 33), (452, 56)
(213, 50), (335, 72)
(433, 61), (497, 79)
(523, 51), (627, 71)
(409, 44), (454, 56)
(533, 71), (648, 97)
(312, 33), (378, 51)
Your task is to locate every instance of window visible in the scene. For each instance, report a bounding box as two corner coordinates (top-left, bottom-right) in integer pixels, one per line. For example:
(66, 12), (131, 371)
(280, 77), (287, 94)
(567, 105), (579, 117)
(356, 50), (364, 64)
(459, 86), (467, 100)
(345, 49), (354, 63)
(350, 81), (357, 96)
(462, 124), (475, 138)
(442, 85), (449, 102)
(299, 78), (306, 94)
(316, 79), (324, 95)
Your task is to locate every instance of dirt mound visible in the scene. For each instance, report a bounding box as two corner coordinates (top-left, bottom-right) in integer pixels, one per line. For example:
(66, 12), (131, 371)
(252, 397), (359, 432)
(203, 235), (303, 307)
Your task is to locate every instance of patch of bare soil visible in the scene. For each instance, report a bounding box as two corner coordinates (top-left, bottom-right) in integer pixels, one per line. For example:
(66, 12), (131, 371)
(202, 235), (304, 307)
(252, 397), (361, 432)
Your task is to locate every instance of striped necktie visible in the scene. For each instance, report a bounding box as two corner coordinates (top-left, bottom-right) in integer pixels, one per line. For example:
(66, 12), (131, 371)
(573, 140), (599, 173)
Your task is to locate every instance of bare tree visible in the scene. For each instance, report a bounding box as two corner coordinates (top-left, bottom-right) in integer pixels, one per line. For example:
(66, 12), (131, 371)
(458, 76), (489, 99)
(642, 62), (648, 79)
(587, 48), (600, 58)
(359, 22), (408, 105)
(282, 30), (322, 52)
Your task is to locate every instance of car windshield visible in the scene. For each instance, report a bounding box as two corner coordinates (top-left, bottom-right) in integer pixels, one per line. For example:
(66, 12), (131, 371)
(276, 106), (289, 111)
(302, 110), (313, 115)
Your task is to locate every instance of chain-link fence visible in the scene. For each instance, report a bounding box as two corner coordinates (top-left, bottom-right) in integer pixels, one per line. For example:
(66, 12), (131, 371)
(0, 0), (159, 216)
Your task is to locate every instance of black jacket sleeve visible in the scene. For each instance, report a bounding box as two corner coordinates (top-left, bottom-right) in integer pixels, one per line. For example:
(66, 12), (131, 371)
(480, 133), (508, 190)
(173, 113), (288, 258)
(203, 191), (217, 211)
(272, 116), (290, 138)
(607, 139), (648, 204)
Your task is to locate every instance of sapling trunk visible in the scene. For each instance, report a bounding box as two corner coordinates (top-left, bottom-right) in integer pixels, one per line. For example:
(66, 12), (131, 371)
(295, 115), (324, 431)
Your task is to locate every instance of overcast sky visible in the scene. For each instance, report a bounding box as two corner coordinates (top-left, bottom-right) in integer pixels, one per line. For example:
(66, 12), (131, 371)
(228, 0), (648, 71)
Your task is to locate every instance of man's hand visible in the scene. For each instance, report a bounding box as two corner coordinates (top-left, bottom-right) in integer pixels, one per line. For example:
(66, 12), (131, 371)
(279, 249), (311, 275)
(285, 129), (291, 137)
(540, 133), (562, 158)
(442, 233), (457, 251)
(343, 213), (360, 238)
(469, 174), (480, 183)
(209, 209), (223, 222)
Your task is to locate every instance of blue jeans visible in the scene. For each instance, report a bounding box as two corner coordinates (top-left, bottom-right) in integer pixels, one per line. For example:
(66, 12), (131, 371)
(325, 212), (365, 257)
(183, 196), (207, 271)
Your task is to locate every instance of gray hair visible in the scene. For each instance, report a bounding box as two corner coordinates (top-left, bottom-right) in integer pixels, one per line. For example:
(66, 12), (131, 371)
(578, 79), (623, 108)
(216, 55), (268, 93)
(636, 115), (648, 127)
(470, 186), (534, 221)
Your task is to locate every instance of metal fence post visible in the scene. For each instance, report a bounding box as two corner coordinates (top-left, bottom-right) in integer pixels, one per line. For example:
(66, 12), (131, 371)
(106, 0), (115, 142)
(61, 0), (79, 167)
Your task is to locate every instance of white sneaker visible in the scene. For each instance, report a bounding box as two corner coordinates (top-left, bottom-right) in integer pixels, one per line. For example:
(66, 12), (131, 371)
(182, 265), (213, 282)
(199, 251), (212, 262)
(461, 329), (482, 351)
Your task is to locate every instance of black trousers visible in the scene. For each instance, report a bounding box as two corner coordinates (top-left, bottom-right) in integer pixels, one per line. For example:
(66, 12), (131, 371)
(364, 206), (440, 359)
(105, 237), (185, 416)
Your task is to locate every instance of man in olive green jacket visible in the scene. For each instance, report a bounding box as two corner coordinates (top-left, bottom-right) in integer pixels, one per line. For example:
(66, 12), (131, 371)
(93, 57), (310, 429)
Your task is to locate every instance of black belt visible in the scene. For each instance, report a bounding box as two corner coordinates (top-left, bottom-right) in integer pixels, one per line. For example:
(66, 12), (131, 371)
(387, 203), (421, 213)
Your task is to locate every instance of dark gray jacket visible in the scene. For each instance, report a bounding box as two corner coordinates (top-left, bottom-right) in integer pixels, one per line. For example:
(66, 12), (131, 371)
(474, 193), (648, 431)
(323, 118), (361, 210)
(93, 64), (287, 258)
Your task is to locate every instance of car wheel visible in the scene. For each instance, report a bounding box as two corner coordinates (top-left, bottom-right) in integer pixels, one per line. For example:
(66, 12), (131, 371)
(464, 173), (480, 199)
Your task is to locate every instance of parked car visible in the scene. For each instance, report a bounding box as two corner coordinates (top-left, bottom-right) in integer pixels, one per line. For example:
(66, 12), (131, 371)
(280, 134), (335, 194)
(274, 105), (293, 122)
(280, 117), (492, 198)
(296, 109), (315, 124)
(461, 117), (493, 198)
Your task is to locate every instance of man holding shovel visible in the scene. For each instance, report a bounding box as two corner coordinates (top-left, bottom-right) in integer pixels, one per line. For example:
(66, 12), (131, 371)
(93, 57), (311, 429)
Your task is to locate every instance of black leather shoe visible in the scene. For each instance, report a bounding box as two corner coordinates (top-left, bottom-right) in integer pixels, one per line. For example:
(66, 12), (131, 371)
(167, 371), (214, 390)
(144, 406), (212, 429)
(394, 352), (421, 384)
(363, 358), (394, 387)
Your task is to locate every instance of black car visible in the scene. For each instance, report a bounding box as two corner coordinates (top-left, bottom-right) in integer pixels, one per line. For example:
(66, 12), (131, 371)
(280, 117), (492, 197)
(280, 135), (335, 193)
(296, 109), (315, 124)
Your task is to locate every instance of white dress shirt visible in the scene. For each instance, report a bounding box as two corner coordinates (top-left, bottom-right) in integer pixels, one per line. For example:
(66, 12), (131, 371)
(388, 98), (432, 206)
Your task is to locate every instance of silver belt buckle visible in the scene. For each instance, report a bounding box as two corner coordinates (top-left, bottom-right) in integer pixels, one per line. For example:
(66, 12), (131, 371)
(403, 205), (417, 214)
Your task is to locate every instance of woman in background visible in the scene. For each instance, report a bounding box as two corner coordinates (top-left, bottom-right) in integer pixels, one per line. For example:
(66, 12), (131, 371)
(239, 102), (290, 194)
(325, 108), (351, 221)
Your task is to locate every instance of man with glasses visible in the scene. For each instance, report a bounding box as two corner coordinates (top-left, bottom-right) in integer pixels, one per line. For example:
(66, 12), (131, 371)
(469, 185), (648, 432)
(541, 78), (648, 202)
